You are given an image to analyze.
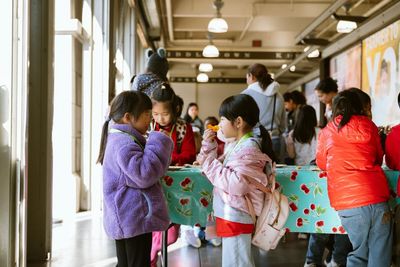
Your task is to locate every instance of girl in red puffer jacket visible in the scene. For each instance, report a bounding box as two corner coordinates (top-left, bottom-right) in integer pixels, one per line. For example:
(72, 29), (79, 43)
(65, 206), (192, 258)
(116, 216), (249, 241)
(316, 89), (393, 267)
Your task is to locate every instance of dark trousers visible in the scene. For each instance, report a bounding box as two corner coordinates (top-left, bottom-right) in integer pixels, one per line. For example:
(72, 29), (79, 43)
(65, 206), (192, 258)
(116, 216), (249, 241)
(116, 233), (152, 267)
(306, 233), (352, 266)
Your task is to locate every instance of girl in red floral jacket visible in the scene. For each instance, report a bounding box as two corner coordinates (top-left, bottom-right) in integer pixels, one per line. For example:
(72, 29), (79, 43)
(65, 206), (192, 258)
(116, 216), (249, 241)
(150, 83), (197, 266)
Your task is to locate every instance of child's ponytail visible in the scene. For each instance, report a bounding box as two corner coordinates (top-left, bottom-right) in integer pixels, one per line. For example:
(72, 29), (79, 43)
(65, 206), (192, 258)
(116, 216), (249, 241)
(332, 90), (363, 131)
(258, 124), (277, 163)
(97, 118), (111, 164)
(96, 91), (152, 164)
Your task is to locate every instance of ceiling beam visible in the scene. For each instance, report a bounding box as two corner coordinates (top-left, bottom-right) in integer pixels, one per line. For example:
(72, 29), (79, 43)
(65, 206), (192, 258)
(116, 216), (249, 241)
(294, 0), (349, 44)
(287, 68), (320, 91)
(172, 2), (331, 19)
(322, 1), (400, 58)
(173, 17), (313, 32)
(274, 45), (319, 78)
(166, 50), (299, 60)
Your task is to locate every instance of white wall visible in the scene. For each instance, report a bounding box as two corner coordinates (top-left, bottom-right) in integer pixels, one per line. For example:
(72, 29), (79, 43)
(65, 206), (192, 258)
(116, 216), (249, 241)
(172, 82), (246, 119)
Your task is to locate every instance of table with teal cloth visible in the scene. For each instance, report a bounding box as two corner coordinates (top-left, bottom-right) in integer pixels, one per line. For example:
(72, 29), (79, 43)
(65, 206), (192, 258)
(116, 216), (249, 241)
(161, 166), (399, 234)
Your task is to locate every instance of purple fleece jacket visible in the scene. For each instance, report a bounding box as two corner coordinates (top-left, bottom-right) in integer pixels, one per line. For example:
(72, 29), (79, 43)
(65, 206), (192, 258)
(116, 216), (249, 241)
(102, 123), (173, 240)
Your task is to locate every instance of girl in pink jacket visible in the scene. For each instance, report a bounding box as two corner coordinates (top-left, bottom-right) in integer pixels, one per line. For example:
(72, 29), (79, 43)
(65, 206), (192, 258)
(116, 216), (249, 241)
(197, 94), (275, 267)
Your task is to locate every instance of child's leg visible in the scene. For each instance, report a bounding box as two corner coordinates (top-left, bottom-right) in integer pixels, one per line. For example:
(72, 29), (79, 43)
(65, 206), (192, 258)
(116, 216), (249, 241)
(221, 234), (254, 267)
(331, 234), (352, 266)
(115, 239), (128, 267)
(181, 225), (201, 248)
(367, 202), (393, 267)
(204, 224), (221, 247)
(338, 207), (370, 267)
(150, 224), (181, 265)
(116, 233), (152, 267)
(305, 233), (330, 265)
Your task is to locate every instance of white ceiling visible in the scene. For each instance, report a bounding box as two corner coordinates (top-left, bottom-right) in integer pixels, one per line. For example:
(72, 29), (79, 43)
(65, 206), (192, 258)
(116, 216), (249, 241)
(145, 0), (391, 84)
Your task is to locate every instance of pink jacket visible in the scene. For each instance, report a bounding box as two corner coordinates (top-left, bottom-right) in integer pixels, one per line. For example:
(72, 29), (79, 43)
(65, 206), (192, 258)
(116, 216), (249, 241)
(197, 137), (272, 216)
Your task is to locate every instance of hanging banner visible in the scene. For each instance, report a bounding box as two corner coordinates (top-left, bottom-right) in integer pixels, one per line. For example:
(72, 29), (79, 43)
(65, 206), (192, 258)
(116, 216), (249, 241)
(362, 20), (400, 126)
(330, 44), (361, 91)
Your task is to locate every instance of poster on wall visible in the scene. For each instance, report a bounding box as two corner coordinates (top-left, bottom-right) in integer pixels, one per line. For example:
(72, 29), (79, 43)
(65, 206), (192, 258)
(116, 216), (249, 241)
(304, 78), (320, 123)
(330, 44), (362, 91)
(362, 20), (400, 126)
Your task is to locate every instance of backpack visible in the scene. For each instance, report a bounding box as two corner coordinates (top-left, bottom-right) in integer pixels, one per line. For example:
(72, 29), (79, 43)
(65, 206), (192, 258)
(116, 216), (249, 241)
(245, 164), (289, 251)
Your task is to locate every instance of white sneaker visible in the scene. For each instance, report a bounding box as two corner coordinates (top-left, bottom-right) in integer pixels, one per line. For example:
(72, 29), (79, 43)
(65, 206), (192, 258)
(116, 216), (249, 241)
(298, 233), (308, 240)
(182, 229), (201, 248)
(208, 237), (221, 247)
(304, 262), (318, 267)
(325, 259), (340, 267)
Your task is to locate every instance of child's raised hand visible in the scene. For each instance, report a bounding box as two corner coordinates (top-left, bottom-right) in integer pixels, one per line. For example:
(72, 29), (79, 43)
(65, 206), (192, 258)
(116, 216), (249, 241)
(203, 129), (216, 142)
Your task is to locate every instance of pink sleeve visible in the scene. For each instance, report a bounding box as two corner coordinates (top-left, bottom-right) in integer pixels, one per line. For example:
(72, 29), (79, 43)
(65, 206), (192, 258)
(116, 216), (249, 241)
(201, 156), (250, 196)
(196, 139), (217, 165)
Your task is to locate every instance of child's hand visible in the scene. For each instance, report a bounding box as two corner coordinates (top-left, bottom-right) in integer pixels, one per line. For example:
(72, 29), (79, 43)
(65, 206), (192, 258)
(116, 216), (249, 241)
(203, 129), (216, 142)
(158, 129), (170, 136)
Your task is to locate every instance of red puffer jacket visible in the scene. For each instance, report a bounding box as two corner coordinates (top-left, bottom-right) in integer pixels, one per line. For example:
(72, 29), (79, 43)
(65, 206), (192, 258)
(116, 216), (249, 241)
(316, 115), (390, 211)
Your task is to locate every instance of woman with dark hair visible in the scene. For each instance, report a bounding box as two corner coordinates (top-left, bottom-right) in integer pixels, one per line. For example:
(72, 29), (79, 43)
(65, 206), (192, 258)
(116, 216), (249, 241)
(184, 102), (204, 134)
(316, 89), (392, 267)
(285, 105), (318, 165)
(242, 63), (286, 163)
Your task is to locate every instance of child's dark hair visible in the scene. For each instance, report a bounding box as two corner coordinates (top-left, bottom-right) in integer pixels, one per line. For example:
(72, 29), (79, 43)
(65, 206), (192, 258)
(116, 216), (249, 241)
(398, 91), (400, 109)
(204, 116), (219, 126)
(151, 83), (179, 123)
(219, 94), (276, 162)
(176, 95), (184, 117)
(293, 105), (317, 144)
(332, 90), (363, 131)
(315, 77), (338, 94)
(97, 91), (152, 164)
(247, 63), (274, 91)
(347, 88), (371, 117)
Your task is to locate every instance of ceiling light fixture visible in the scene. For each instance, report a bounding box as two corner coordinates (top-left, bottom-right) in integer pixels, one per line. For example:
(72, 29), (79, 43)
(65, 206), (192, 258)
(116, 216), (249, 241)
(203, 33), (220, 57)
(289, 65), (296, 72)
(199, 63), (213, 72)
(202, 44), (219, 57)
(281, 64), (288, 69)
(303, 46), (310, 52)
(208, 0), (228, 33)
(332, 13), (367, 34)
(307, 49), (320, 58)
(197, 73), (209, 82)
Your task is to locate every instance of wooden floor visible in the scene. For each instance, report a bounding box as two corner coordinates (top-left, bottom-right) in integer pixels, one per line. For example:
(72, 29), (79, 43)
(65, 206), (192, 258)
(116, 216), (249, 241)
(32, 213), (309, 267)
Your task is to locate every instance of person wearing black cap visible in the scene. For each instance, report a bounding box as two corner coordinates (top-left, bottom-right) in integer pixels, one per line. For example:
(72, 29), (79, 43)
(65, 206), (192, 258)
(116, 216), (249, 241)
(131, 48), (169, 96)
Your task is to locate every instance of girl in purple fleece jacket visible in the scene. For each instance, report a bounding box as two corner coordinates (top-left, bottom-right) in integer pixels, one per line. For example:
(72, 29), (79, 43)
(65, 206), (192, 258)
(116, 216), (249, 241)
(97, 91), (174, 267)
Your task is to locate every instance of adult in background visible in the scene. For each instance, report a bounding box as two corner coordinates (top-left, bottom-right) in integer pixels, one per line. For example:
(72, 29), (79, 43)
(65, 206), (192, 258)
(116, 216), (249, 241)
(184, 102), (204, 135)
(283, 90), (307, 132)
(315, 77), (338, 122)
(242, 63), (286, 163)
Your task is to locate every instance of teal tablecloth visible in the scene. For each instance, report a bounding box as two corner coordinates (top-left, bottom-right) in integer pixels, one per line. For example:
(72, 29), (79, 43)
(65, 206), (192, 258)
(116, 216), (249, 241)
(161, 166), (399, 233)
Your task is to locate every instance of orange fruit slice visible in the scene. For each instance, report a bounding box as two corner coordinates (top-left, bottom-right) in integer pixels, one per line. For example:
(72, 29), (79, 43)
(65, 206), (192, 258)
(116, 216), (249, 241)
(207, 125), (219, 132)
